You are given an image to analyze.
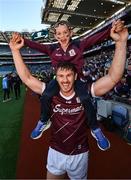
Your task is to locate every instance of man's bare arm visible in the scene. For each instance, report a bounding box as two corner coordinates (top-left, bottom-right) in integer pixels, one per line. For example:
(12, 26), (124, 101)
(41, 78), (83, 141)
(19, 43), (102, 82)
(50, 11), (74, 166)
(9, 34), (43, 95)
(94, 20), (128, 96)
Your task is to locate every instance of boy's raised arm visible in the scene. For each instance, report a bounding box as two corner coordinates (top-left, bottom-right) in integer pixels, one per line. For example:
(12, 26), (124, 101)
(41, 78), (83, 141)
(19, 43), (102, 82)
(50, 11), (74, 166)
(93, 20), (128, 96)
(9, 33), (44, 95)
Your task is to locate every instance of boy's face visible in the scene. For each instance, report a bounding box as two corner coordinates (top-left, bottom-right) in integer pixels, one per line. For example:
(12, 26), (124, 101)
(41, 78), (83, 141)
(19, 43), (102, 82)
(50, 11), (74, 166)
(54, 24), (73, 48)
(56, 68), (77, 97)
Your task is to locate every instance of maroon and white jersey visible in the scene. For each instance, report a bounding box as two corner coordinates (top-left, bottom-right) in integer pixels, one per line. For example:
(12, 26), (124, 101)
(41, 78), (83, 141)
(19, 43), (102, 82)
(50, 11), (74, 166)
(50, 92), (89, 155)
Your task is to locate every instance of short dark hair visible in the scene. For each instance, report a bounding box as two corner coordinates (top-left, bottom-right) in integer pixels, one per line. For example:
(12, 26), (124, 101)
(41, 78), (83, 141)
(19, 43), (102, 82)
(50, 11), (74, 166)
(56, 61), (77, 74)
(51, 20), (72, 34)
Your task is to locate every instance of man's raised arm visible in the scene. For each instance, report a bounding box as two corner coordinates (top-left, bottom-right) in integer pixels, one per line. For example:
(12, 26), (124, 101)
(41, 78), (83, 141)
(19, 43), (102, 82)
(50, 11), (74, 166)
(93, 20), (128, 96)
(9, 33), (43, 95)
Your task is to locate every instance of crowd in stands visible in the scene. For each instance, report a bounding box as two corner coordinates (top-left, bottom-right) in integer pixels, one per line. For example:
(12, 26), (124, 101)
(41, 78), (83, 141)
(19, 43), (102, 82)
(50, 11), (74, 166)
(83, 46), (131, 105)
(0, 44), (44, 55)
(0, 65), (15, 76)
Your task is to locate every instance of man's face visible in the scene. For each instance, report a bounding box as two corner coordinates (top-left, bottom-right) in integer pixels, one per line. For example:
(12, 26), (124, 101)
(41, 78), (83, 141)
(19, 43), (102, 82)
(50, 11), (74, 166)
(56, 68), (77, 96)
(54, 24), (73, 48)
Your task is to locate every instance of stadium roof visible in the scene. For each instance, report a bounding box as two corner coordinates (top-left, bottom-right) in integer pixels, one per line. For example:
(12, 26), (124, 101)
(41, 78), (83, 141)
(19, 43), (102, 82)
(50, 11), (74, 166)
(0, 0), (131, 43)
(41, 0), (131, 36)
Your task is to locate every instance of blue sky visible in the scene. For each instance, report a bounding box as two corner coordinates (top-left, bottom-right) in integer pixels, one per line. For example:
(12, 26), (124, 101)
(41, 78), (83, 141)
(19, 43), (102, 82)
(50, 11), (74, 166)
(0, 0), (49, 32)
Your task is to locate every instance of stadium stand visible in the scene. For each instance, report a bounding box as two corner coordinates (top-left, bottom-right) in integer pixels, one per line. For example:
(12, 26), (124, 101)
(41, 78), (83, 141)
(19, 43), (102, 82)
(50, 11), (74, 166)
(0, 1), (131, 43)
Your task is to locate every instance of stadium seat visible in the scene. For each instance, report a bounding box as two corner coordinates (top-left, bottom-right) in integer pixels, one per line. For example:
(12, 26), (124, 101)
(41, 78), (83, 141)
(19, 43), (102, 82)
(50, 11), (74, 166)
(112, 105), (129, 127)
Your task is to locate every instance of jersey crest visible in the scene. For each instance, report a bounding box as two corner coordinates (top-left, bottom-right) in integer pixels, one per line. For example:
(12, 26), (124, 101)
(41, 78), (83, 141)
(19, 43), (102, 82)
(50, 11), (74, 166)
(69, 49), (76, 56)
